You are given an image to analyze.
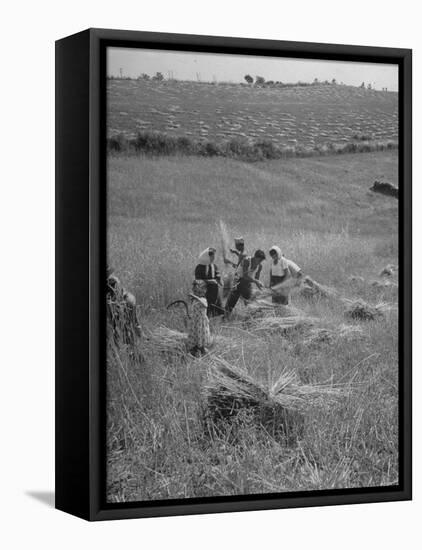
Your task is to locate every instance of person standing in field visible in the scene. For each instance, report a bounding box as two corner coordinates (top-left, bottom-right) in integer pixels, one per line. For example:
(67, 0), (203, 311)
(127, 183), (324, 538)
(186, 279), (211, 357)
(222, 237), (247, 299)
(229, 237), (247, 268)
(269, 246), (303, 305)
(194, 247), (224, 317)
(224, 249), (266, 314)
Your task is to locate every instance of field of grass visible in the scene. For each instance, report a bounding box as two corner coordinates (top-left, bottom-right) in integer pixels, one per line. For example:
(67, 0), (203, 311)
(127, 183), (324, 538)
(108, 79), (398, 150)
(106, 150), (398, 503)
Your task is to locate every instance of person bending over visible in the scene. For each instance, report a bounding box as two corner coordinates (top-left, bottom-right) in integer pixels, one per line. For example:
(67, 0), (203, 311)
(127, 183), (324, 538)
(225, 249), (266, 314)
(269, 246), (302, 305)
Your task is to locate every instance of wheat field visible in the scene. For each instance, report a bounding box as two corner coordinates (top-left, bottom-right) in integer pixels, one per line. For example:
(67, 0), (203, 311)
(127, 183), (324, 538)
(106, 150), (398, 502)
(108, 79), (398, 148)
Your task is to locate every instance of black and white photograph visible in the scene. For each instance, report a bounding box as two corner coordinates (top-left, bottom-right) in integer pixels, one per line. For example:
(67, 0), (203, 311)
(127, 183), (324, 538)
(105, 45), (400, 503)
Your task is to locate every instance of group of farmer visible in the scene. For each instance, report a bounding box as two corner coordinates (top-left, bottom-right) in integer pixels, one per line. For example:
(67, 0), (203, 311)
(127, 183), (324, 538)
(193, 237), (302, 318)
(105, 238), (302, 357)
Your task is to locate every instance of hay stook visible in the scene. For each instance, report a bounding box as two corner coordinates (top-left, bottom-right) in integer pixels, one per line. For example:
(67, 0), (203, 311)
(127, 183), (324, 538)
(204, 358), (344, 443)
(344, 299), (386, 321)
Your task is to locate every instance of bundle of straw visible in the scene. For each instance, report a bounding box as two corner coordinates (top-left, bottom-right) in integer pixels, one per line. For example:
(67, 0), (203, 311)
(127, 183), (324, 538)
(343, 299), (389, 321)
(204, 358), (345, 439)
(107, 298), (140, 347)
(250, 315), (316, 335)
(147, 326), (236, 356)
(205, 358), (301, 439)
(246, 299), (303, 317)
(270, 368), (345, 406)
(147, 326), (188, 354)
(300, 276), (338, 299)
(302, 324), (364, 347)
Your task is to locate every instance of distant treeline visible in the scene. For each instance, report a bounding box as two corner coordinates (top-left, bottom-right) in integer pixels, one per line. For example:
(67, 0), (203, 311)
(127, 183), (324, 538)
(107, 73), (386, 91)
(108, 131), (398, 162)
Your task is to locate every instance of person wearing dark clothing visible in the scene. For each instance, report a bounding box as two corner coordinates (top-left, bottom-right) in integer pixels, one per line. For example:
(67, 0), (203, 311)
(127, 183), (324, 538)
(194, 247), (224, 317)
(224, 249), (266, 314)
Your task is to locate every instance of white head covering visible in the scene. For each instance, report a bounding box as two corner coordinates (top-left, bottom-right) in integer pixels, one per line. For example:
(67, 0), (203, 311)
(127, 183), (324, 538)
(198, 247), (215, 265)
(269, 245), (282, 263)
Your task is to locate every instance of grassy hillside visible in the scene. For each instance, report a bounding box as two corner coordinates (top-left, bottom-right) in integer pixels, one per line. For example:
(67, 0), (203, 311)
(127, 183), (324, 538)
(108, 79), (398, 150)
(106, 150), (398, 502)
(108, 150), (398, 309)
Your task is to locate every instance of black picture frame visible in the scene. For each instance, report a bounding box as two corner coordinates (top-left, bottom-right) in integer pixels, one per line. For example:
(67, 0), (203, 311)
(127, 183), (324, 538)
(55, 28), (412, 521)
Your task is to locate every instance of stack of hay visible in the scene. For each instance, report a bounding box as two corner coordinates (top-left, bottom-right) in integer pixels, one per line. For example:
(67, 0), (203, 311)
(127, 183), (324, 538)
(344, 299), (390, 321)
(107, 297), (140, 347)
(204, 358), (344, 440)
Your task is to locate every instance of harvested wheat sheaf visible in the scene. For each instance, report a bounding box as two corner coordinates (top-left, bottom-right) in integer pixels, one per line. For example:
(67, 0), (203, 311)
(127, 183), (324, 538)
(250, 315), (316, 335)
(205, 357), (345, 439)
(147, 326), (188, 354)
(246, 299), (302, 316)
(343, 299), (397, 321)
(302, 324), (365, 347)
(147, 326), (235, 355)
(300, 276), (338, 299)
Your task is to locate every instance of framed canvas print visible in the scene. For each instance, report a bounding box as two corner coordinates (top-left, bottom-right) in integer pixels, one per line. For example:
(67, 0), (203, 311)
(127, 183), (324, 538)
(55, 28), (412, 521)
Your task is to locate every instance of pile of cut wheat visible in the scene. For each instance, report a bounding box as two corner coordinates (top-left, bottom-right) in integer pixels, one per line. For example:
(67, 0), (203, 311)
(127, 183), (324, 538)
(147, 326), (237, 356)
(250, 315), (316, 335)
(204, 357), (345, 440)
(147, 326), (188, 354)
(302, 324), (364, 347)
(343, 299), (396, 321)
(300, 276), (338, 299)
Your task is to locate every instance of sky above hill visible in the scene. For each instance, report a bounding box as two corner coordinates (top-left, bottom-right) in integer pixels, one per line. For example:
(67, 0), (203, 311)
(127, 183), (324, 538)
(107, 47), (398, 91)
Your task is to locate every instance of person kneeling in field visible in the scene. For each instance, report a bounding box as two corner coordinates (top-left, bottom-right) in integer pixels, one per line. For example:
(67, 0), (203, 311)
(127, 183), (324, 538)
(269, 246), (303, 305)
(186, 279), (211, 357)
(225, 249), (266, 315)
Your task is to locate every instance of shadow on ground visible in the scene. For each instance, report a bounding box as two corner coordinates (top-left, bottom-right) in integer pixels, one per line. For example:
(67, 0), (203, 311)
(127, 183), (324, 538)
(26, 491), (55, 508)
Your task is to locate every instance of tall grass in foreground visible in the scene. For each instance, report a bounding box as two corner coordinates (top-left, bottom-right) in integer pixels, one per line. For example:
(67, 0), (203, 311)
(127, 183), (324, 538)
(107, 304), (398, 501)
(106, 152), (398, 502)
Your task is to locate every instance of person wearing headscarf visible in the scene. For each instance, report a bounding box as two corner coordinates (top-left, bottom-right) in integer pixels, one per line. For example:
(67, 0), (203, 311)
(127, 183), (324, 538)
(194, 247), (223, 317)
(269, 246), (302, 305)
(186, 279), (211, 356)
(224, 249), (266, 314)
